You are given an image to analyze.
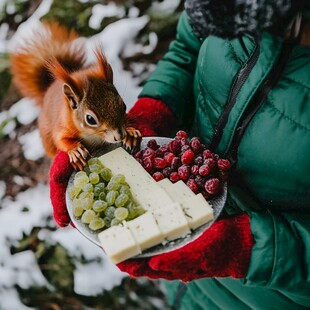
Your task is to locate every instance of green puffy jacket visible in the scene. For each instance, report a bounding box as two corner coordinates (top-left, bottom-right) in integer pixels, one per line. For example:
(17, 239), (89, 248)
(139, 12), (310, 310)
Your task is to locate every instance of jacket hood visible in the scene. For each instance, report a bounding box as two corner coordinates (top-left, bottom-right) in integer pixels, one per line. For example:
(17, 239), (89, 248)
(185, 0), (310, 40)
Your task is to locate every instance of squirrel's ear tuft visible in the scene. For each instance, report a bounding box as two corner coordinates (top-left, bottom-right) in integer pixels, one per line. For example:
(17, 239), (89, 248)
(63, 83), (79, 109)
(94, 47), (113, 83)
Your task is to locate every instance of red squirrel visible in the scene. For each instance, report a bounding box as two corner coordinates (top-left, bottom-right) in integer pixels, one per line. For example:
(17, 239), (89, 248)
(10, 22), (141, 170)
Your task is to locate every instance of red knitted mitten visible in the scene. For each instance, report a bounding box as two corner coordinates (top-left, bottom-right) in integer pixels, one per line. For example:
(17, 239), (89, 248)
(126, 97), (177, 137)
(118, 213), (254, 282)
(49, 151), (73, 227)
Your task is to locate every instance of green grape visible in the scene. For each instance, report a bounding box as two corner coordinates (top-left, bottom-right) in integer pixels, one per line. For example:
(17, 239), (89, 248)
(106, 190), (118, 206)
(105, 206), (116, 218)
(89, 163), (102, 174)
(100, 167), (112, 182)
(120, 185), (131, 196)
(81, 197), (93, 210)
(73, 204), (84, 217)
(92, 200), (108, 212)
(75, 171), (88, 179)
(94, 182), (105, 196)
(78, 191), (94, 200)
(103, 216), (111, 227)
(114, 207), (129, 221)
(110, 174), (126, 184)
(68, 186), (80, 199)
(89, 217), (105, 231)
(88, 157), (101, 166)
(106, 181), (121, 191)
(81, 210), (96, 224)
(84, 166), (91, 175)
(126, 201), (136, 219)
(89, 172), (100, 184)
(99, 192), (106, 201)
(111, 218), (122, 226)
(82, 183), (93, 192)
(115, 193), (129, 207)
(72, 198), (83, 209)
(74, 174), (89, 188)
(135, 205), (146, 216)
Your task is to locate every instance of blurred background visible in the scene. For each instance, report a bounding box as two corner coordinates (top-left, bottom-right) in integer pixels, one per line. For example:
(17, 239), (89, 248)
(0, 0), (184, 309)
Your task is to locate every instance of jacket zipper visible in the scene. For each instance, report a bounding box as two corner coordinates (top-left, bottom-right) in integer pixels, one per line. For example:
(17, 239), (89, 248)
(210, 40), (260, 151)
(227, 40), (295, 166)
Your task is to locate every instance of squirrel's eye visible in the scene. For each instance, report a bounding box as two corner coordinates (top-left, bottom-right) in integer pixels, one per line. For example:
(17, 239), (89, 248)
(85, 114), (98, 126)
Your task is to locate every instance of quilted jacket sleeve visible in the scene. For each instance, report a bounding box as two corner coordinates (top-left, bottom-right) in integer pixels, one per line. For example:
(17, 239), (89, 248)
(139, 11), (202, 130)
(227, 184), (310, 300)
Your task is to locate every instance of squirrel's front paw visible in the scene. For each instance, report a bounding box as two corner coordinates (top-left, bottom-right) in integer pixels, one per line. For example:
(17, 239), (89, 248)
(123, 127), (142, 151)
(68, 145), (89, 170)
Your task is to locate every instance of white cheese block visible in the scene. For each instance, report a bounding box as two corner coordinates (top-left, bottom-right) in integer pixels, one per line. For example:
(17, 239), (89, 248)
(173, 180), (196, 199)
(126, 212), (165, 251)
(158, 179), (214, 230)
(99, 148), (175, 211)
(153, 202), (191, 240)
(98, 224), (141, 264)
(99, 147), (159, 194)
(182, 193), (214, 230)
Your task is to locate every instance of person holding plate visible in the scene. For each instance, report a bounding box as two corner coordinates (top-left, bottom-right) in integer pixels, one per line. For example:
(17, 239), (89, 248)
(50, 1), (310, 309)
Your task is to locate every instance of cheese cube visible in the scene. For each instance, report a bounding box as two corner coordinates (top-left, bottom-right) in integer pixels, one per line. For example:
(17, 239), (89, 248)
(98, 224), (141, 264)
(182, 193), (214, 230)
(158, 179), (214, 230)
(173, 180), (195, 199)
(153, 203), (191, 240)
(135, 187), (175, 212)
(126, 212), (164, 251)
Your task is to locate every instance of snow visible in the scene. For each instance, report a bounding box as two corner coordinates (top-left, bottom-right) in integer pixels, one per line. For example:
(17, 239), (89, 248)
(0, 1), (156, 308)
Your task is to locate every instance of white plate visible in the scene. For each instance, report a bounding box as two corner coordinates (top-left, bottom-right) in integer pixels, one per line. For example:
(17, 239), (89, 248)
(66, 137), (227, 257)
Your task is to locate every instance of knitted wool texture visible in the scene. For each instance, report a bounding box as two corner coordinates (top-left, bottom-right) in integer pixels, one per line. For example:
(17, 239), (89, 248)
(185, 0), (309, 40)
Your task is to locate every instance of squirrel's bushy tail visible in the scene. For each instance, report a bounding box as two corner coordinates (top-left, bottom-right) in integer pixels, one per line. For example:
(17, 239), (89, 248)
(10, 22), (86, 104)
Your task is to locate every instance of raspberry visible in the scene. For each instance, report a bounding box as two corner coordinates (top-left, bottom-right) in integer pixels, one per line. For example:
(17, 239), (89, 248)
(134, 150), (143, 159)
(195, 175), (206, 188)
(171, 157), (181, 170)
(180, 137), (189, 146)
(158, 144), (169, 154)
(191, 165), (199, 175)
(203, 149), (212, 160)
(162, 167), (172, 178)
(147, 139), (159, 150)
(181, 149), (195, 165)
(204, 158), (217, 172)
(143, 147), (156, 160)
(156, 148), (165, 157)
(152, 171), (164, 181)
(194, 156), (203, 166)
(168, 139), (181, 155)
(178, 165), (190, 181)
(181, 145), (191, 153)
(186, 179), (199, 193)
(176, 130), (187, 139)
(217, 159), (231, 171)
(164, 152), (176, 165)
(199, 164), (211, 176)
(153, 157), (167, 169)
(190, 138), (201, 153)
(142, 157), (153, 172)
(170, 171), (181, 183)
(205, 178), (220, 195)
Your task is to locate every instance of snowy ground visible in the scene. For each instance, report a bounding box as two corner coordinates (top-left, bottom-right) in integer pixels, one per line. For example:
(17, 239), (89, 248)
(0, 0), (169, 308)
